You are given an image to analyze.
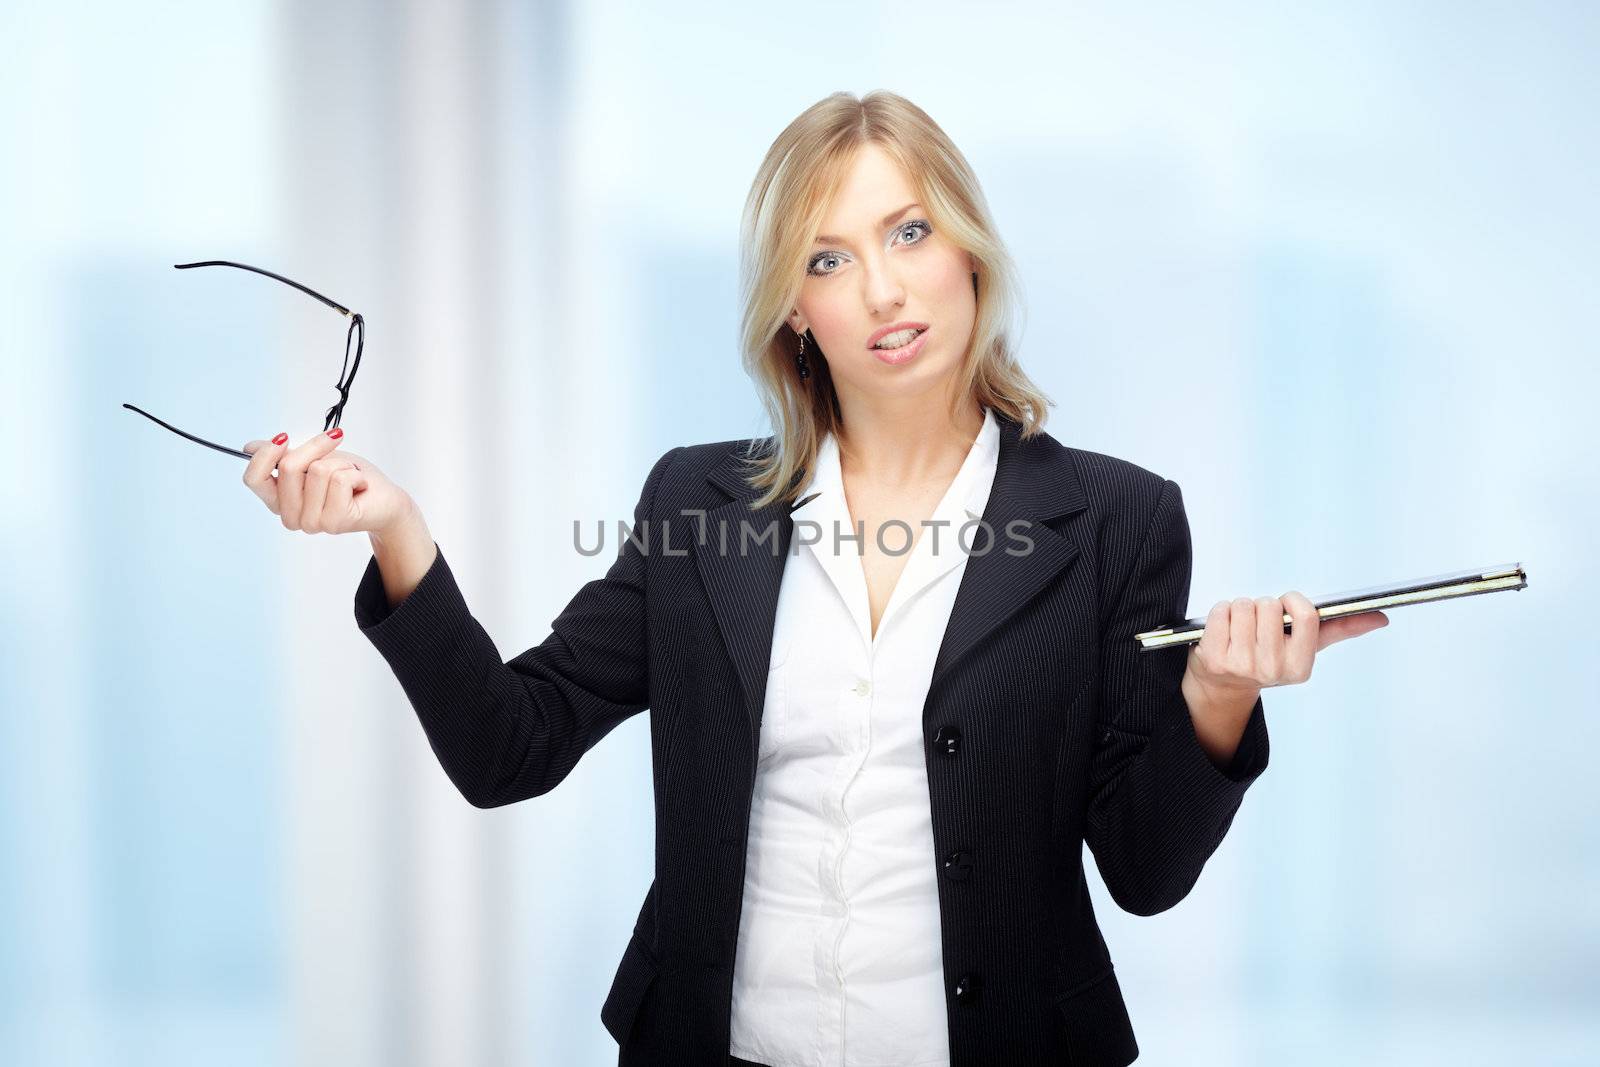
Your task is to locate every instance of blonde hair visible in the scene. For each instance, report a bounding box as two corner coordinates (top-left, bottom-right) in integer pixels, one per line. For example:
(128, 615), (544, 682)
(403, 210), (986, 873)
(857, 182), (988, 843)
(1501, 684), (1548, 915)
(736, 90), (1053, 510)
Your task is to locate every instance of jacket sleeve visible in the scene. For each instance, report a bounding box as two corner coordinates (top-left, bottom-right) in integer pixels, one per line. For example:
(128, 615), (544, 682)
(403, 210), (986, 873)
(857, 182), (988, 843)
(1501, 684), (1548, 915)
(1083, 477), (1270, 916)
(352, 446), (681, 808)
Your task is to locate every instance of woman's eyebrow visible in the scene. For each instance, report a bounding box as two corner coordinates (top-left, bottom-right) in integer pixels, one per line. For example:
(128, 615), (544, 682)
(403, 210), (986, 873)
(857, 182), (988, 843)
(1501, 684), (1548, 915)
(814, 203), (921, 246)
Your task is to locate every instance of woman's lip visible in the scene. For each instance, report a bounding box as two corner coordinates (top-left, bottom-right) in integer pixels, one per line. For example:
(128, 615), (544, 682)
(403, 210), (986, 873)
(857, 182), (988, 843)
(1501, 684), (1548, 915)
(866, 321), (930, 347)
(872, 327), (929, 366)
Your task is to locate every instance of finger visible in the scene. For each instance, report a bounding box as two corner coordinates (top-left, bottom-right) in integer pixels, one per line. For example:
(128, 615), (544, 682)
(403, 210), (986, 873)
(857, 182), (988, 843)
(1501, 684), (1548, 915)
(1195, 600), (1230, 669)
(303, 451), (365, 533)
(1283, 590), (1318, 681)
(301, 451), (353, 533)
(1255, 596), (1284, 682)
(278, 429), (345, 530)
(301, 456), (331, 533)
(1229, 597), (1256, 674)
(242, 432), (288, 514)
(1318, 610), (1390, 650)
(323, 465), (369, 532)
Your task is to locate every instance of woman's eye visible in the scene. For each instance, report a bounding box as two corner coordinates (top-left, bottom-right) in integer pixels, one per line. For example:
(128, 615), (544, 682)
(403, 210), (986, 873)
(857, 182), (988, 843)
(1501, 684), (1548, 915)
(806, 220), (933, 277)
(808, 253), (843, 276)
(898, 220), (932, 245)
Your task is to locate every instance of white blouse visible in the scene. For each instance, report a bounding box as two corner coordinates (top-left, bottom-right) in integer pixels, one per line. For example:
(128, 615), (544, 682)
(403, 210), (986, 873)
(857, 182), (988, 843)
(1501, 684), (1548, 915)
(728, 407), (1001, 1067)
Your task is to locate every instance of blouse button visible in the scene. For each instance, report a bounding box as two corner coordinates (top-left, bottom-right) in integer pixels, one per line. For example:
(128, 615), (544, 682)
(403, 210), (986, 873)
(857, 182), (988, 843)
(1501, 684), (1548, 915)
(853, 679), (871, 697)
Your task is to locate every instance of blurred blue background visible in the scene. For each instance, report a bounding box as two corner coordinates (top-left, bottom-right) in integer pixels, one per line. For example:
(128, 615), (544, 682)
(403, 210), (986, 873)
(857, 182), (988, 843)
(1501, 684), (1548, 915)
(3, 1), (1595, 1064)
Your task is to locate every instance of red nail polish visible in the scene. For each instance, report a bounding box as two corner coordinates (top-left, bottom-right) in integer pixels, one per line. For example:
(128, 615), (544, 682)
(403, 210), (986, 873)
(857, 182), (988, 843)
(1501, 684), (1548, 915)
(272, 432), (288, 445)
(328, 428), (344, 440)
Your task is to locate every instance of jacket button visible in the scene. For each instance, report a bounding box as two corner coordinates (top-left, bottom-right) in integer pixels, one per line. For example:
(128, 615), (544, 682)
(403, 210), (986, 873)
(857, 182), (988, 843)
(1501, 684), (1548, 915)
(932, 725), (961, 757)
(943, 850), (972, 881)
(954, 972), (983, 1004)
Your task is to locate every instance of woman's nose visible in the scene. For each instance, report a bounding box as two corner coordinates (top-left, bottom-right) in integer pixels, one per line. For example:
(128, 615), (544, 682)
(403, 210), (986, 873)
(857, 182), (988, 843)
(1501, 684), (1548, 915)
(861, 263), (906, 316)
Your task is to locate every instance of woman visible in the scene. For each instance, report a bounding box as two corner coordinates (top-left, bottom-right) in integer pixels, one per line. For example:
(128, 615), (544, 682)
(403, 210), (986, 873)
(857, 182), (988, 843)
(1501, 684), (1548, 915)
(242, 92), (1387, 1066)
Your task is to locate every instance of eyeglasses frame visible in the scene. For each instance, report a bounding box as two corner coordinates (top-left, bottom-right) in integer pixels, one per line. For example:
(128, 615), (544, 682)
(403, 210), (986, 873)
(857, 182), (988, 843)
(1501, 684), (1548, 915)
(122, 259), (364, 461)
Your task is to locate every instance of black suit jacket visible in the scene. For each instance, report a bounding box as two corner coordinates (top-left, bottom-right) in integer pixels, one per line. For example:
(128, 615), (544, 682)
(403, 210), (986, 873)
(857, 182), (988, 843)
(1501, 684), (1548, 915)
(353, 410), (1269, 1066)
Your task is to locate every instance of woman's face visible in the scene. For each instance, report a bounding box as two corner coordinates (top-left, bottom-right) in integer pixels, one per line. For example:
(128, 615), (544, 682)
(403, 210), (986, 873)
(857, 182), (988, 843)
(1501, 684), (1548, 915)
(788, 143), (978, 409)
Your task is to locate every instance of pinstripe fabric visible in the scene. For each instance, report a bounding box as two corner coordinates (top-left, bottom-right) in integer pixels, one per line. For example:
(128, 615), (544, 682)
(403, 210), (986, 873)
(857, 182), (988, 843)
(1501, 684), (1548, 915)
(353, 411), (1269, 1066)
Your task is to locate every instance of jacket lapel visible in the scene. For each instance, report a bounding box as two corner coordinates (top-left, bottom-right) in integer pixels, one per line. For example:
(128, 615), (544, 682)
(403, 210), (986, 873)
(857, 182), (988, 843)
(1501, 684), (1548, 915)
(697, 412), (1089, 747)
(696, 463), (796, 751)
(929, 414), (1087, 689)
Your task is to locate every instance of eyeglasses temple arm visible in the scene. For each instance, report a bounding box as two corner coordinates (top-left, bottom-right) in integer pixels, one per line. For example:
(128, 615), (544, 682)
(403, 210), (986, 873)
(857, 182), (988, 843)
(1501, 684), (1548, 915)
(173, 260), (353, 318)
(121, 403), (255, 461)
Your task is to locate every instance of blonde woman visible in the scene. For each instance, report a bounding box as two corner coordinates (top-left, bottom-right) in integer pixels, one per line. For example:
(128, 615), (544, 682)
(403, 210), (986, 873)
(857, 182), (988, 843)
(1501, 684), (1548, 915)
(243, 91), (1387, 1066)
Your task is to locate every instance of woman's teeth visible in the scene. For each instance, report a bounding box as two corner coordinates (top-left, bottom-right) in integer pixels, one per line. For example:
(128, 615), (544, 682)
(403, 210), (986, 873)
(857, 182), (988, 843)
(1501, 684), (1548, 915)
(874, 328), (924, 349)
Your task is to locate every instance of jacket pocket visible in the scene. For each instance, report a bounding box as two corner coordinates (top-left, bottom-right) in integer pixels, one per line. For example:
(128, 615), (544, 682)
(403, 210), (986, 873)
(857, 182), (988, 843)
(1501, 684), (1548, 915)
(600, 932), (661, 1046)
(1055, 967), (1140, 1066)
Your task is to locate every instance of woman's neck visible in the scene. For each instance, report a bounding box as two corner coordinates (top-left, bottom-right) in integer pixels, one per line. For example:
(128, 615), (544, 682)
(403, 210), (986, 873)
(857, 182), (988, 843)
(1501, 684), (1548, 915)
(835, 394), (985, 488)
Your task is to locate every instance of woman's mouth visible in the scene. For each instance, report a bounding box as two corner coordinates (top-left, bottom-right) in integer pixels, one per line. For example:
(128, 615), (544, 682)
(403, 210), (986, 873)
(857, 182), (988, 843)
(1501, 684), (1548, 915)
(871, 326), (929, 366)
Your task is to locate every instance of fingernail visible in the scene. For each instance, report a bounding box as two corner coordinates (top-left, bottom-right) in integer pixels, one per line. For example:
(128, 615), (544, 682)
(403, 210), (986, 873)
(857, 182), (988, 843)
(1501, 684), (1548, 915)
(328, 428), (344, 440)
(272, 432), (288, 445)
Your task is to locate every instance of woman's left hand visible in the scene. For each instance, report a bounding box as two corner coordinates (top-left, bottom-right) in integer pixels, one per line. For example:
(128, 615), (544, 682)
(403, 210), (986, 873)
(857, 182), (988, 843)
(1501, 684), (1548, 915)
(1182, 592), (1389, 714)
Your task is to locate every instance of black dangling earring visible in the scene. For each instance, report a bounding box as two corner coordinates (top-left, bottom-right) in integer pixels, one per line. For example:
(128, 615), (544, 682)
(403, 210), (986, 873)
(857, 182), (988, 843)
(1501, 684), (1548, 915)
(796, 329), (811, 381)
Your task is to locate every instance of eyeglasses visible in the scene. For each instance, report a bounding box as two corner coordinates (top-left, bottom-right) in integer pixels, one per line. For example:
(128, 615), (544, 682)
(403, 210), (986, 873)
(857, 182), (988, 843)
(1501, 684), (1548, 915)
(123, 260), (364, 460)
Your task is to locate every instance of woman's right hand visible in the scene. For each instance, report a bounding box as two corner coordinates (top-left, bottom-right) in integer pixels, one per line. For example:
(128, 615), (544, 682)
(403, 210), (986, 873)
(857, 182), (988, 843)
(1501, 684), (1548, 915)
(241, 429), (417, 537)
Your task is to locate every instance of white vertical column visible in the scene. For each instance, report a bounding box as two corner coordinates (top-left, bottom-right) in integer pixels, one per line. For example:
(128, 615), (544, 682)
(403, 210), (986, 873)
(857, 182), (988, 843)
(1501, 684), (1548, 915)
(392, 1), (494, 1064)
(280, 0), (530, 1064)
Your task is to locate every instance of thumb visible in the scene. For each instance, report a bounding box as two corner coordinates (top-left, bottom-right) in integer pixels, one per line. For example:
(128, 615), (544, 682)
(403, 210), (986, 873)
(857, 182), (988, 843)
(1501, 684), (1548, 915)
(1317, 611), (1389, 650)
